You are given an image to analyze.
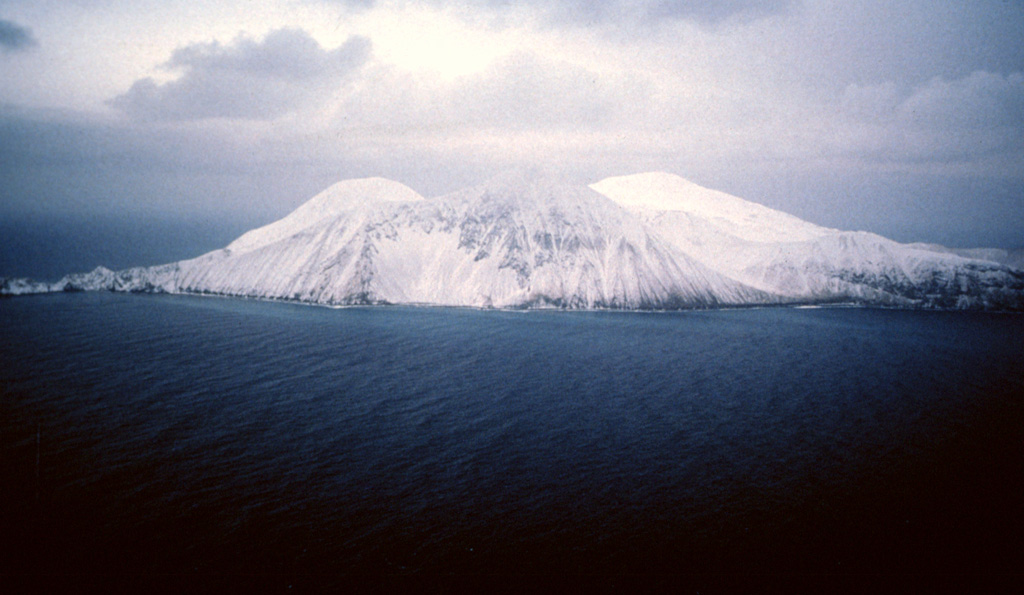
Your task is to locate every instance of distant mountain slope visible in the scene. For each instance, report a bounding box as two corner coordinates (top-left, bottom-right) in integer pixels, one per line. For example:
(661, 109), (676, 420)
(4, 172), (1023, 310)
(225, 177), (425, 255)
(591, 171), (831, 244)
(906, 244), (1024, 271)
(591, 173), (1024, 309)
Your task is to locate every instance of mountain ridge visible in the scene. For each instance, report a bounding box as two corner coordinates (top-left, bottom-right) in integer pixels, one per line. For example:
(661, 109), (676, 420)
(3, 172), (1023, 310)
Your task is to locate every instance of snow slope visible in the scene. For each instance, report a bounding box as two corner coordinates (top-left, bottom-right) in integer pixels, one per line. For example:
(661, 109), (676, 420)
(167, 171), (769, 308)
(3, 172), (1023, 310)
(591, 172), (1024, 309)
(591, 171), (830, 244)
(226, 177), (424, 254)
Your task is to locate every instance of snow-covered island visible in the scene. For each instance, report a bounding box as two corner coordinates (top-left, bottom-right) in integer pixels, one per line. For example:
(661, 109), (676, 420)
(3, 172), (1023, 310)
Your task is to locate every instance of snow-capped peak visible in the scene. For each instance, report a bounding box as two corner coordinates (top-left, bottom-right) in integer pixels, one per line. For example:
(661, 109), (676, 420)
(590, 172), (729, 213)
(226, 177), (424, 254)
(306, 177), (424, 211)
(590, 172), (831, 243)
(4, 171), (1021, 311)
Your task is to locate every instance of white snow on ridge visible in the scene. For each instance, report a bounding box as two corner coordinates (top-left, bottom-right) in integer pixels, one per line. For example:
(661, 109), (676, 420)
(165, 171), (772, 308)
(3, 171), (1022, 310)
(591, 172), (831, 244)
(590, 172), (1024, 307)
(226, 177), (424, 255)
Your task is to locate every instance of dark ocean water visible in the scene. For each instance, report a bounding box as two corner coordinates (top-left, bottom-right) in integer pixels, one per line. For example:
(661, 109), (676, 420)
(2, 293), (1023, 589)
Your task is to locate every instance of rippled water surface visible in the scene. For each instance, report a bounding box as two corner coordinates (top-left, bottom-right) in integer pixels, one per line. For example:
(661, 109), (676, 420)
(2, 294), (1023, 587)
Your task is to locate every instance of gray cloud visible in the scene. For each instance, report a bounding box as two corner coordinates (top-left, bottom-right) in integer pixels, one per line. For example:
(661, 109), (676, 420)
(898, 71), (1024, 131)
(315, 0), (376, 6)
(404, 0), (794, 27)
(452, 53), (628, 130)
(109, 29), (371, 121)
(535, 0), (794, 26)
(331, 51), (653, 143)
(833, 71), (1024, 165)
(5, 1), (1024, 255)
(644, 0), (794, 25)
(0, 106), (355, 221)
(329, 41), (1024, 183)
(767, 1), (1024, 92)
(0, 19), (37, 52)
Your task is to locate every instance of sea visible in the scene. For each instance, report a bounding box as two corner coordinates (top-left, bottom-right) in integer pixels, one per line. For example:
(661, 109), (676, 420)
(2, 292), (1023, 590)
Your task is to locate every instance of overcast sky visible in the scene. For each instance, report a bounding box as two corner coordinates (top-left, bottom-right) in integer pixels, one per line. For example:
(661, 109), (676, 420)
(1, 0), (1023, 250)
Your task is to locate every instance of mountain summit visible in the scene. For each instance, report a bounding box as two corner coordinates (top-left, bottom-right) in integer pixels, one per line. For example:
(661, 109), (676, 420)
(593, 173), (1024, 309)
(4, 173), (1023, 310)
